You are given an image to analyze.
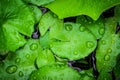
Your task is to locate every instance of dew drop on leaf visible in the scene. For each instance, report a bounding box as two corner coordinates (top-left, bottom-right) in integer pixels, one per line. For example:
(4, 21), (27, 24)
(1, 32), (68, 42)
(26, 54), (30, 58)
(101, 40), (106, 45)
(65, 24), (73, 31)
(19, 71), (24, 77)
(107, 48), (112, 53)
(15, 58), (21, 63)
(99, 28), (105, 35)
(74, 51), (78, 55)
(6, 65), (17, 74)
(30, 43), (38, 50)
(86, 41), (94, 48)
(79, 26), (86, 32)
(33, 76), (37, 80)
(104, 54), (110, 61)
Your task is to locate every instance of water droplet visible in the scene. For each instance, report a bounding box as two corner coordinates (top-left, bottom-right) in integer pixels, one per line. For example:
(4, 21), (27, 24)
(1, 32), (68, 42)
(111, 40), (115, 43)
(19, 71), (24, 77)
(65, 24), (72, 31)
(40, 21), (44, 26)
(104, 54), (110, 61)
(37, 72), (40, 75)
(86, 41), (94, 48)
(6, 65), (17, 74)
(107, 49), (112, 53)
(79, 26), (86, 32)
(15, 58), (21, 63)
(33, 76), (37, 79)
(89, 21), (92, 24)
(74, 51), (78, 55)
(99, 28), (105, 35)
(101, 40), (106, 45)
(30, 43), (38, 50)
(26, 54), (30, 58)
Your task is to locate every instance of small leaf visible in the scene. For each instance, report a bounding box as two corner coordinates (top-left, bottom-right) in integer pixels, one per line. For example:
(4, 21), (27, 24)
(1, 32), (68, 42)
(36, 49), (55, 68)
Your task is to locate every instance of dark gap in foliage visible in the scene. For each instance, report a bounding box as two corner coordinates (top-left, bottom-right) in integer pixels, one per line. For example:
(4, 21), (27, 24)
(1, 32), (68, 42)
(115, 23), (120, 34)
(91, 51), (99, 79)
(64, 17), (77, 22)
(18, 32), (30, 39)
(39, 7), (49, 14)
(0, 53), (8, 60)
(102, 6), (115, 18)
(31, 23), (40, 39)
(68, 53), (93, 72)
(109, 70), (116, 80)
(92, 40), (99, 79)
(34, 58), (39, 69)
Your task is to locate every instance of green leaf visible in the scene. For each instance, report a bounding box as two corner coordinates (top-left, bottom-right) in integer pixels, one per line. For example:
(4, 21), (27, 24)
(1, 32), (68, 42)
(0, 0), (35, 52)
(76, 16), (105, 39)
(79, 69), (95, 80)
(0, 39), (42, 80)
(29, 5), (42, 24)
(96, 18), (120, 72)
(38, 11), (64, 39)
(36, 49), (55, 68)
(29, 64), (81, 80)
(23, 0), (55, 6)
(45, 0), (120, 20)
(50, 22), (97, 60)
(97, 71), (112, 80)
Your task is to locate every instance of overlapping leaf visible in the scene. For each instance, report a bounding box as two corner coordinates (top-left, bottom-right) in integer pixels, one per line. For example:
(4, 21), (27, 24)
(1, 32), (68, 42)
(76, 16), (105, 39)
(0, 0), (35, 52)
(0, 39), (42, 80)
(45, 0), (120, 20)
(50, 22), (97, 60)
(96, 18), (120, 73)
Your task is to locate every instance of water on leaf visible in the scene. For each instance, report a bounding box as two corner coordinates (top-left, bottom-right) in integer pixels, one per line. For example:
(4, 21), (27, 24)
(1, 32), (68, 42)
(19, 71), (24, 77)
(65, 24), (73, 31)
(26, 54), (30, 58)
(104, 54), (110, 61)
(99, 27), (105, 35)
(86, 41), (94, 48)
(79, 26), (86, 32)
(15, 58), (21, 63)
(107, 48), (112, 53)
(30, 43), (38, 50)
(101, 40), (106, 45)
(6, 65), (17, 74)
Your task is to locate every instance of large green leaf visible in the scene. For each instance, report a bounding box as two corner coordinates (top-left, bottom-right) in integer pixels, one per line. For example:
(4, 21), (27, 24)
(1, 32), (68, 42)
(0, 0), (35, 52)
(29, 64), (81, 80)
(50, 22), (97, 60)
(96, 18), (120, 73)
(0, 39), (42, 80)
(45, 0), (120, 20)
